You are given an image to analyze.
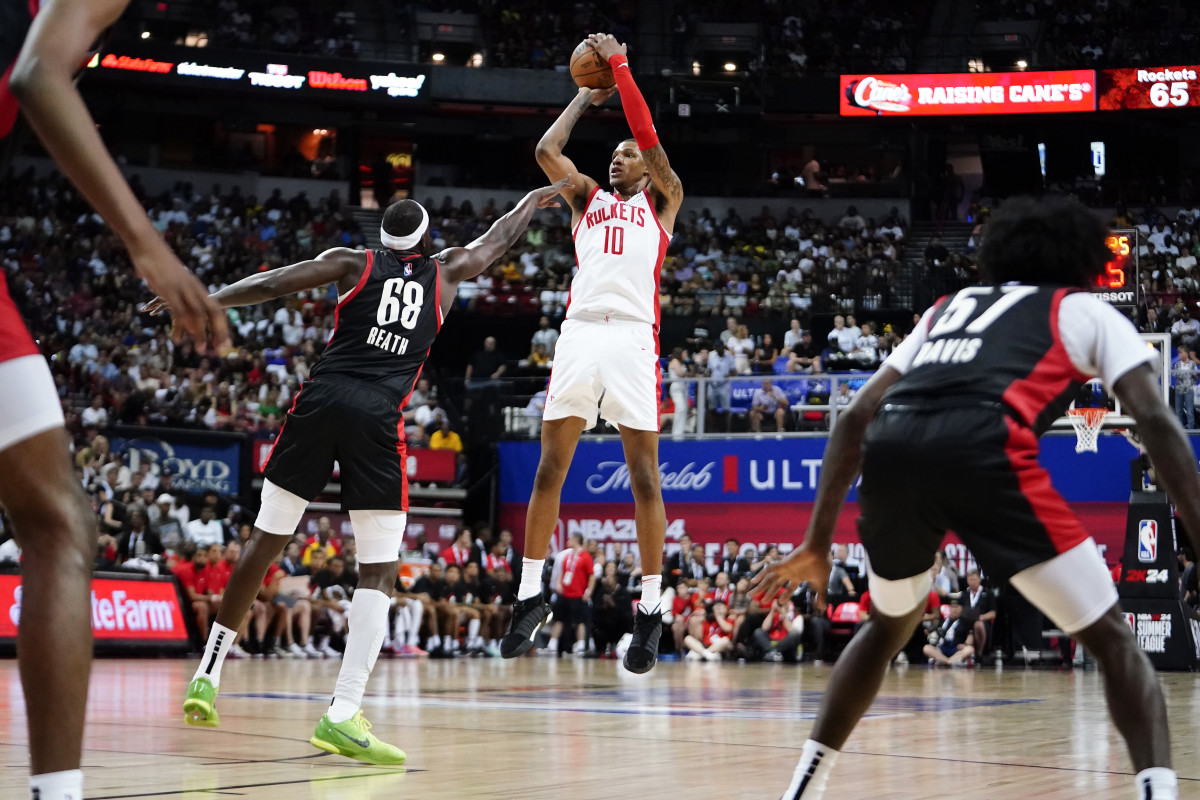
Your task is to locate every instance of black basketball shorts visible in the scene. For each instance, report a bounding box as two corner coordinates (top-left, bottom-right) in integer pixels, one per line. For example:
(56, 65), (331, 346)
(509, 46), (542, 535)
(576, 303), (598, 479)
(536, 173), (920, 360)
(263, 378), (410, 511)
(856, 404), (1090, 581)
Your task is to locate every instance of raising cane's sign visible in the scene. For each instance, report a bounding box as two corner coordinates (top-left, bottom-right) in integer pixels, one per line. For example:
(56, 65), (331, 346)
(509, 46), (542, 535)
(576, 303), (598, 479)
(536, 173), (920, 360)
(840, 70), (1096, 116)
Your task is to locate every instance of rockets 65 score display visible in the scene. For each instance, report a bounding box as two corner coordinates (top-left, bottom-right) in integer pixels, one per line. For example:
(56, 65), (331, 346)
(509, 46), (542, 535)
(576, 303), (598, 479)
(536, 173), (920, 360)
(1099, 66), (1200, 109)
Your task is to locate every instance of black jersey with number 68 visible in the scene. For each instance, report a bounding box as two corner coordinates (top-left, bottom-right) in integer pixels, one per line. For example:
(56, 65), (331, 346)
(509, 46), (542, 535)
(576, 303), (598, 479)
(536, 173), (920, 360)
(310, 249), (443, 404)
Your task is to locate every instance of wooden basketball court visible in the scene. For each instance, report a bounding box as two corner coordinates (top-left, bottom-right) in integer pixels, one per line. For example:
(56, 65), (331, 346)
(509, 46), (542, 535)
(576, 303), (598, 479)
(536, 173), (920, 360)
(2, 657), (1198, 799)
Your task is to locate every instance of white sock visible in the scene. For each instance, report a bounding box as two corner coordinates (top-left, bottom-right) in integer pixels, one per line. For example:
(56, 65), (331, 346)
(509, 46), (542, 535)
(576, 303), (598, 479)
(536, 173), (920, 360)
(783, 739), (839, 799)
(1136, 768), (1178, 799)
(329, 588), (389, 724)
(488, 639), (498, 648)
(30, 769), (83, 800)
(518, 558), (545, 600)
(639, 574), (662, 612)
(467, 618), (481, 642)
(547, 637), (558, 650)
(427, 634), (441, 651)
(194, 622), (237, 687)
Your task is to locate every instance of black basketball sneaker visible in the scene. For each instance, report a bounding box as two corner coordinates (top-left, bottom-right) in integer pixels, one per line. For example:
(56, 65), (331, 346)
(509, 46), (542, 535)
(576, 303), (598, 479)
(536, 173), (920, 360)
(623, 605), (662, 674)
(500, 596), (552, 658)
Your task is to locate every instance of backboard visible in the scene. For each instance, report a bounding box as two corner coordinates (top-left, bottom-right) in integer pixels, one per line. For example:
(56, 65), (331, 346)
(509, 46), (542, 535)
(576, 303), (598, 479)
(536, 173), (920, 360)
(1048, 332), (1171, 432)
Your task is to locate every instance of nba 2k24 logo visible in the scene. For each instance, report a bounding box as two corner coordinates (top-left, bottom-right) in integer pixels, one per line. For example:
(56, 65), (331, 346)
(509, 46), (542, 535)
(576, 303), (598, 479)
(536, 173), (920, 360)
(1138, 519), (1158, 563)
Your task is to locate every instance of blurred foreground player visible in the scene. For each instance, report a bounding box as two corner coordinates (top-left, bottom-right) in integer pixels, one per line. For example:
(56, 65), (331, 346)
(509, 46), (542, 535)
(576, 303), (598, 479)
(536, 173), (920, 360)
(754, 196), (1200, 800)
(151, 178), (570, 764)
(2, 1), (228, 798)
(503, 34), (683, 674)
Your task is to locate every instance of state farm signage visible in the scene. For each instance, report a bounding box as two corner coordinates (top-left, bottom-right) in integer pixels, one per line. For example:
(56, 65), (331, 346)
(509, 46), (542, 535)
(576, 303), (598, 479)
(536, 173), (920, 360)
(0, 574), (189, 644)
(841, 70), (1096, 116)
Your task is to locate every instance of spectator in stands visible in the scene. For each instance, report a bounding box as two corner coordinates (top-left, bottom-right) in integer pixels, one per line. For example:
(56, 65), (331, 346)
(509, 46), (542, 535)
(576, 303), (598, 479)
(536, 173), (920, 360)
(429, 419), (464, 453)
(960, 569), (996, 661)
(1179, 547), (1197, 610)
(667, 348), (690, 439)
(280, 541), (307, 575)
(749, 378), (789, 432)
(826, 553), (857, 607)
(754, 592), (804, 662)
(531, 315), (560, 358)
(826, 314), (856, 357)
(80, 396), (108, 428)
(719, 316), (739, 345)
(685, 600), (734, 662)
(173, 541), (215, 640)
(544, 533), (594, 657)
(185, 505), (225, 548)
(718, 538), (751, 580)
(706, 342), (737, 427)
(923, 600), (975, 667)
(1173, 346), (1198, 429)
(409, 562), (457, 658)
(754, 334), (780, 372)
(930, 553), (952, 597)
(592, 560), (633, 658)
(1172, 306), (1200, 349)
(302, 517), (340, 565)
(441, 529), (473, 568)
(415, 395), (448, 433)
(523, 342), (551, 369)
(118, 510), (162, 562)
(728, 324), (755, 374)
(786, 330), (823, 374)
(465, 336), (508, 388)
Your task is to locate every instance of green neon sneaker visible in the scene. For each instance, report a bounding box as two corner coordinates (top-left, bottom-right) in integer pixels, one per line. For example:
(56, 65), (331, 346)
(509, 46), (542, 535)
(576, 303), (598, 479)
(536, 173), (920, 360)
(183, 676), (220, 727)
(310, 711), (407, 766)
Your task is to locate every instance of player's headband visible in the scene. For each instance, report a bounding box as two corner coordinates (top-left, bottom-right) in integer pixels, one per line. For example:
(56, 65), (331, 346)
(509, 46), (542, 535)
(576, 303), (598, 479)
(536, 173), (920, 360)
(379, 204), (428, 251)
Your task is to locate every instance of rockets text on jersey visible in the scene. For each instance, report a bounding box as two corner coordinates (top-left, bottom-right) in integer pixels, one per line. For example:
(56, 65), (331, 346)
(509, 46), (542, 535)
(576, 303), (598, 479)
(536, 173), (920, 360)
(568, 187), (668, 329)
(309, 249), (443, 404)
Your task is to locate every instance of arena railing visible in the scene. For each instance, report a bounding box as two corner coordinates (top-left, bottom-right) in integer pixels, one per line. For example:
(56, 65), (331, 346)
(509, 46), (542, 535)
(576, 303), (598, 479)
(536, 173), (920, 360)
(457, 372), (877, 440)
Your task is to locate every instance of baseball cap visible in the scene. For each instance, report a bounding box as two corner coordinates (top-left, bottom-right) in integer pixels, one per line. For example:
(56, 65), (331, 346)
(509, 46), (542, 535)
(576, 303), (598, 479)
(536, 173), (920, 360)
(156, 493), (174, 504)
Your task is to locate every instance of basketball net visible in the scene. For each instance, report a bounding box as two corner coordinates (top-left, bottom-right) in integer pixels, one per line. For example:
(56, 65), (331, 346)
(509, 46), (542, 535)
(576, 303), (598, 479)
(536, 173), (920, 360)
(1067, 407), (1108, 453)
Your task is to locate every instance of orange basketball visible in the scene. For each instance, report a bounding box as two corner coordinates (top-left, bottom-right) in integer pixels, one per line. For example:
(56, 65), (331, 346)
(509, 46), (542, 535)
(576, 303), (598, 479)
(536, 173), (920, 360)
(570, 41), (614, 90)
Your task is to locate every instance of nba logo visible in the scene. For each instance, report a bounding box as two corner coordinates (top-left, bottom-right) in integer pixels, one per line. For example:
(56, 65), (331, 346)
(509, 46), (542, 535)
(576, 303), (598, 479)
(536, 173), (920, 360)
(1138, 520), (1158, 563)
(1122, 612), (1135, 634)
(404, 264), (412, 276)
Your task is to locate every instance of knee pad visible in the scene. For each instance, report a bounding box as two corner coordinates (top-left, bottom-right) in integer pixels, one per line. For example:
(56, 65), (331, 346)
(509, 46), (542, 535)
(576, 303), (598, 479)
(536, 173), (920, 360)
(254, 480), (309, 536)
(866, 568), (932, 617)
(349, 509), (408, 564)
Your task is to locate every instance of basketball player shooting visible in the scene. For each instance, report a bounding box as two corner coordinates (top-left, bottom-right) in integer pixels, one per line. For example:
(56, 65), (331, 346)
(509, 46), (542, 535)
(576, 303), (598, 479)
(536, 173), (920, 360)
(1, 3), (228, 799)
(145, 178), (570, 764)
(753, 197), (1200, 800)
(500, 34), (684, 674)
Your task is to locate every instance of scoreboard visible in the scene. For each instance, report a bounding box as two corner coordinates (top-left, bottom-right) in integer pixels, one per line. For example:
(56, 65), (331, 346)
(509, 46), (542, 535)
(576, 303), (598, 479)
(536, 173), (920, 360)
(1093, 229), (1137, 307)
(1098, 66), (1200, 110)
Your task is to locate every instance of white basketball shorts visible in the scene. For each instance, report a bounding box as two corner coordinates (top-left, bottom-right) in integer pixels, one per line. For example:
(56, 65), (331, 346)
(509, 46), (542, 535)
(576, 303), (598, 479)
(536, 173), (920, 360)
(0, 354), (65, 453)
(542, 317), (661, 432)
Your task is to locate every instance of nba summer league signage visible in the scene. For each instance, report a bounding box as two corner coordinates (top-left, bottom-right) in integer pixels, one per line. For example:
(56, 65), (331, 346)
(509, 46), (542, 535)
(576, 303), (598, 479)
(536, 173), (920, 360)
(498, 436), (1200, 567)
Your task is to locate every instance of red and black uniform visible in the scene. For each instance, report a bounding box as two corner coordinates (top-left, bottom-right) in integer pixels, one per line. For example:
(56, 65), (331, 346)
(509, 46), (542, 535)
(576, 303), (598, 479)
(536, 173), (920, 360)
(263, 249), (443, 510)
(0, 0), (40, 364)
(0, 0), (38, 173)
(860, 286), (1101, 580)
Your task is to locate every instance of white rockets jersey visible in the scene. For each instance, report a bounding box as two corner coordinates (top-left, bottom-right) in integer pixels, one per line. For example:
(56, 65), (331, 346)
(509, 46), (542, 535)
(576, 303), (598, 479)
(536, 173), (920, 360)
(568, 187), (668, 328)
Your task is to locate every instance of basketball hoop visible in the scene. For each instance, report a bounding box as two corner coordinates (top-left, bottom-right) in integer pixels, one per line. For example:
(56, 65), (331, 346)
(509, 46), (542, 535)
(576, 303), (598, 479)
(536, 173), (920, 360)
(1067, 407), (1108, 453)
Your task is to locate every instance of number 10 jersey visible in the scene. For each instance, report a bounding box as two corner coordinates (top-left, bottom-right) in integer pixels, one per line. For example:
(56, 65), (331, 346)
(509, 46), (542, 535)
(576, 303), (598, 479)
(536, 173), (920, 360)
(311, 249), (442, 405)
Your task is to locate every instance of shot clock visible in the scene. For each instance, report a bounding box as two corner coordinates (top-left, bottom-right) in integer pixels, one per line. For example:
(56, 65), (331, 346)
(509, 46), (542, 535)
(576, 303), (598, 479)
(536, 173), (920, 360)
(1093, 230), (1137, 308)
